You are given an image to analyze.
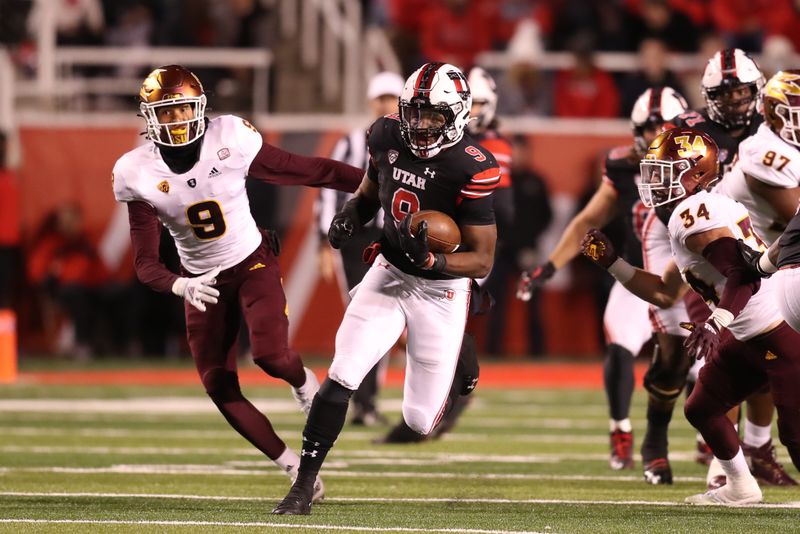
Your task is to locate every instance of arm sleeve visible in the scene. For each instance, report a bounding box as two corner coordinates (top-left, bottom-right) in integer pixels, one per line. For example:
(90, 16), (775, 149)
(702, 236), (761, 318)
(247, 142), (364, 193)
(128, 201), (179, 294)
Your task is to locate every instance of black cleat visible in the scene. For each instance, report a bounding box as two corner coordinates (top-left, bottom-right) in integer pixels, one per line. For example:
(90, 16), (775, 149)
(643, 457), (673, 485)
(272, 478), (315, 515)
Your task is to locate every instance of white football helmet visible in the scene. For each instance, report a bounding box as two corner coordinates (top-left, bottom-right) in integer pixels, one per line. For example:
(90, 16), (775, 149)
(630, 86), (688, 155)
(701, 48), (765, 129)
(399, 63), (472, 158)
(467, 66), (498, 135)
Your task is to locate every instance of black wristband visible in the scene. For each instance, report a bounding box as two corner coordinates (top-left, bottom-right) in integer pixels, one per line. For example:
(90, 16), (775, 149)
(430, 253), (447, 272)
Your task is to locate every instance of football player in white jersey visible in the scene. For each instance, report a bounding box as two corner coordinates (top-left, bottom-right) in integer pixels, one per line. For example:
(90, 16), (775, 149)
(517, 86), (688, 480)
(112, 65), (364, 500)
(581, 127), (800, 505)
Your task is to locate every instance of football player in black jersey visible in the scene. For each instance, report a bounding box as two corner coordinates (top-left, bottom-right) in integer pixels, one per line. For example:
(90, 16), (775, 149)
(516, 87), (687, 479)
(273, 63), (500, 515)
(672, 49), (794, 487)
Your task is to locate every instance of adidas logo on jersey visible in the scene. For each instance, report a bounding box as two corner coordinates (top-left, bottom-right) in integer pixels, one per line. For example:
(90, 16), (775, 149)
(208, 167), (221, 178)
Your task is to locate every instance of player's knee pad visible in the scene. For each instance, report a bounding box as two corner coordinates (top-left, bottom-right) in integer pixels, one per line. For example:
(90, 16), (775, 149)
(455, 333), (479, 396)
(253, 350), (303, 381)
(318, 377), (355, 404)
(201, 367), (243, 404)
(643, 343), (691, 402)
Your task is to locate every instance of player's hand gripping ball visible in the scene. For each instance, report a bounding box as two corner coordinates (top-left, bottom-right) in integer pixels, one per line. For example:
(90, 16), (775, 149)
(409, 210), (461, 253)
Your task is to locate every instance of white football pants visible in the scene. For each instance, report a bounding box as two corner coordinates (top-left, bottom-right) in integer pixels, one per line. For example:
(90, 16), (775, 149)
(604, 280), (651, 355)
(641, 210), (689, 337)
(329, 254), (470, 435)
(775, 267), (800, 333)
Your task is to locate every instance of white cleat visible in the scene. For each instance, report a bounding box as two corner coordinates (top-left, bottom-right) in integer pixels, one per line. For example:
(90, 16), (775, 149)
(685, 481), (762, 506)
(291, 367), (319, 417)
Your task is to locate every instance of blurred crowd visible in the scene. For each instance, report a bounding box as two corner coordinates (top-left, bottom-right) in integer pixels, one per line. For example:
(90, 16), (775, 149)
(2, 0), (800, 359)
(2, 0), (799, 116)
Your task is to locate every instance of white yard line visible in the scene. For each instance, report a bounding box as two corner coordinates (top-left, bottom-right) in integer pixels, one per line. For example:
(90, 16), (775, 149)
(0, 464), (707, 482)
(0, 518), (546, 533)
(0, 444), (705, 463)
(2, 491), (800, 509)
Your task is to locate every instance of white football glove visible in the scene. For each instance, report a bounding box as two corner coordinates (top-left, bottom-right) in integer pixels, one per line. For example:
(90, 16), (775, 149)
(171, 266), (221, 312)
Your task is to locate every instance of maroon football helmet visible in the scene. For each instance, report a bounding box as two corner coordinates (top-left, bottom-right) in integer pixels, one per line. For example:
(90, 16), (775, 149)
(638, 127), (720, 208)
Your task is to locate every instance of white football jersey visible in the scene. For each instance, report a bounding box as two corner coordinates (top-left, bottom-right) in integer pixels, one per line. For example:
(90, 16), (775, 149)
(715, 123), (800, 245)
(668, 191), (780, 340)
(113, 115), (264, 274)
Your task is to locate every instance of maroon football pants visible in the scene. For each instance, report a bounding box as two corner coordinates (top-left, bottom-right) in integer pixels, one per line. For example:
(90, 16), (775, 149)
(684, 322), (800, 469)
(184, 239), (305, 459)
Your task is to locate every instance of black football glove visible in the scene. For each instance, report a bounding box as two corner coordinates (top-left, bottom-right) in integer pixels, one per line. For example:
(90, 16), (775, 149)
(736, 238), (772, 278)
(680, 321), (721, 361)
(328, 211), (358, 249)
(398, 215), (431, 268)
(261, 228), (281, 256)
(516, 261), (555, 302)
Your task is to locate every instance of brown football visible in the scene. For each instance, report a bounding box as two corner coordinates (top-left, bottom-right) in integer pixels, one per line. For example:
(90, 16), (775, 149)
(410, 210), (461, 253)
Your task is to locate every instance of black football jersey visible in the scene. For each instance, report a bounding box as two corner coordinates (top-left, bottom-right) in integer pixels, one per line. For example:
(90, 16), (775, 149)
(367, 115), (499, 279)
(603, 145), (645, 268)
(777, 212), (800, 268)
(673, 109), (763, 174)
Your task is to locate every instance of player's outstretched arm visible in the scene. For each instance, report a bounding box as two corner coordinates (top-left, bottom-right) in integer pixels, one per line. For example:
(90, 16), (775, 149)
(548, 181), (618, 269)
(581, 228), (687, 308)
(247, 143), (365, 193)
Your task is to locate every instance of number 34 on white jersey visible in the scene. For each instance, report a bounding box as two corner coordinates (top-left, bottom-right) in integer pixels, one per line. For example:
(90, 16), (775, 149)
(668, 191), (780, 340)
(112, 115), (264, 274)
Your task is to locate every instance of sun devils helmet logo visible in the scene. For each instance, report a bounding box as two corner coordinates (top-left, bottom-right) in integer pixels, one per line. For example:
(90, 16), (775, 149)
(399, 63), (472, 159)
(762, 70), (800, 148)
(638, 127), (720, 208)
(139, 65), (207, 147)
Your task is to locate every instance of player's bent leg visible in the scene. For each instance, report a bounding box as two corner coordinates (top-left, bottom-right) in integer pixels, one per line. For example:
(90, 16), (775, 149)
(401, 277), (469, 435)
(201, 366), (287, 459)
(641, 332), (691, 485)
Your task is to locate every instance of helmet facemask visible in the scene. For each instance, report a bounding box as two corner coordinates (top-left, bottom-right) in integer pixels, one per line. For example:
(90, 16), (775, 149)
(772, 101), (800, 147)
(400, 99), (456, 159)
(704, 81), (760, 129)
(638, 157), (692, 208)
(140, 94), (207, 147)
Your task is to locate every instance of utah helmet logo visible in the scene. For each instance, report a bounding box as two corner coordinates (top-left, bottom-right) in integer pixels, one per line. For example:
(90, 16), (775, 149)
(157, 180), (170, 193)
(388, 150), (399, 164)
(187, 178), (196, 188)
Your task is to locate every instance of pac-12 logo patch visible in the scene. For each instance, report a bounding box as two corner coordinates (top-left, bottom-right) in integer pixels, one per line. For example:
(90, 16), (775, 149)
(217, 148), (231, 160)
(444, 289), (455, 301)
(388, 150), (399, 164)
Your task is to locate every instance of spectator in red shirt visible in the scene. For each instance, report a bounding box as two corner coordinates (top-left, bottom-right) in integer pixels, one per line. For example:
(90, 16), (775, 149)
(27, 203), (109, 358)
(553, 33), (620, 118)
(419, 0), (493, 70)
(709, 0), (795, 52)
(0, 132), (20, 308)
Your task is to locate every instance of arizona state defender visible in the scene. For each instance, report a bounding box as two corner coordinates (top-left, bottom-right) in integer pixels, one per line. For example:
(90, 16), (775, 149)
(112, 65), (363, 503)
(273, 62), (499, 515)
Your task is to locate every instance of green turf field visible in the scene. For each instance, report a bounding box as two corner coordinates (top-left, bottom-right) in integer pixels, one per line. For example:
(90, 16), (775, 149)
(1, 371), (798, 533)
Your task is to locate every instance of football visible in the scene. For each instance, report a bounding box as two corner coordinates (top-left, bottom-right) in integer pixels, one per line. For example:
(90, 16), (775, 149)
(410, 210), (461, 253)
